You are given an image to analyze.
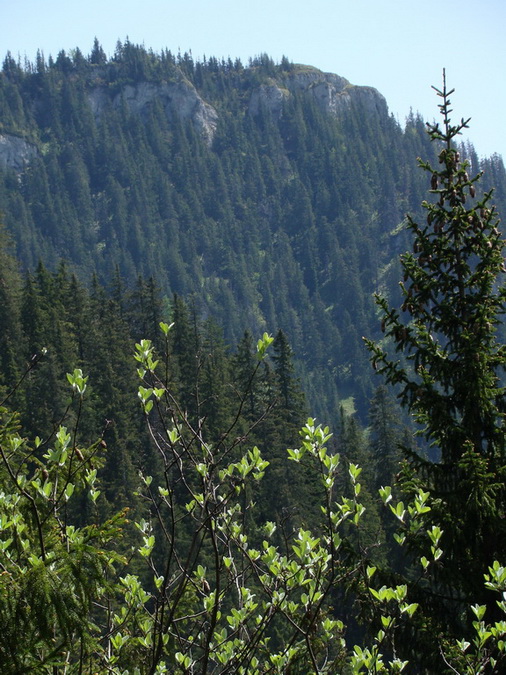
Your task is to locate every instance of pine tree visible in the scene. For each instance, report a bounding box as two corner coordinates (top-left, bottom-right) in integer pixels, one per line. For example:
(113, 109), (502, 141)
(368, 385), (404, 491)
(170, 294), (201, 420)
(90, 37), (107, 66)
(0, 227), (24, 402)
(364, 72), (506, 650)
(232, 331), (260, 420)
(272, 328), (306, 433)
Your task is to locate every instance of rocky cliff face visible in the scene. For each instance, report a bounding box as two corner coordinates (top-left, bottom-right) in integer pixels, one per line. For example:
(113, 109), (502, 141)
(249, 84), (290, 118)
(88, 65), (387, 148)
(0, 134), (38, 172)
(89, 78), (219, 145)
(248, 66), (388, 120)
(1, 64), (387, 171)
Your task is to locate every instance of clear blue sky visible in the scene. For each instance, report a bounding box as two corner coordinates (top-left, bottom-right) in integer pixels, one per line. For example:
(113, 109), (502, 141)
(1, 0), (505, 160)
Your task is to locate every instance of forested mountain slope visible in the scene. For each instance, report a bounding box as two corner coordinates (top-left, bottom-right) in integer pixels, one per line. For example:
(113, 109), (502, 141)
(1, 41), (505, 421)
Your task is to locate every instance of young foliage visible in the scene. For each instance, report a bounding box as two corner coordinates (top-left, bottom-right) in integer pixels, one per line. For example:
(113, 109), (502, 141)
(127, 328), (358, 674)
(0, 379), (125, 672)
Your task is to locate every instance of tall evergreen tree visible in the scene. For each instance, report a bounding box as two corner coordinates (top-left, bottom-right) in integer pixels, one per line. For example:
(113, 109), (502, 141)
(365, 73), (506, 657)
(272, 328), (306, 432)
(0, 228), (23, 405)
(368, 385), (404, 490)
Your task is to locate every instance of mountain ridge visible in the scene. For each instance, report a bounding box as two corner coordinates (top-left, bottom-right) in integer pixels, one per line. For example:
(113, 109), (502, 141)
(0, 44), (504, 423)
(1, 60), (388, 166)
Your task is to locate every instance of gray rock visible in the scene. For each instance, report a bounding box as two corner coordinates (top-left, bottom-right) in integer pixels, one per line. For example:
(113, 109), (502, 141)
(249, 66), (387, 120)
(89, 79), (218, 145)
(249, 84), (289, 118)
(0, 134), (38, 172)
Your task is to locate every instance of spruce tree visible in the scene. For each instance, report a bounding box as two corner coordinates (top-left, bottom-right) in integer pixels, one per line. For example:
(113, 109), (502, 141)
(272, 328), (306, 433)
(368, 385), (404, 491)
(364, 72), (506, 644)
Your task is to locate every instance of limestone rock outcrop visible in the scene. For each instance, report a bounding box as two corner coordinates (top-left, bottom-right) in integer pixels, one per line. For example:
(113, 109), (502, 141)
(248, 66), (388, 120)
(89, 79), (218, 145)
(0, 134), (38, 172)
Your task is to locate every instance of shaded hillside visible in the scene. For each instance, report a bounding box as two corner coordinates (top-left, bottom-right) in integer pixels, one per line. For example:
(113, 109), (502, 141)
(1, 41), (504, 421)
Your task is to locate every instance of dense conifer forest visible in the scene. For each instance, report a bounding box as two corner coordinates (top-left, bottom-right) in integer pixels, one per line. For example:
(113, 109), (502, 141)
(1, 42), (506, 673)
(1, 40), (504, 422)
